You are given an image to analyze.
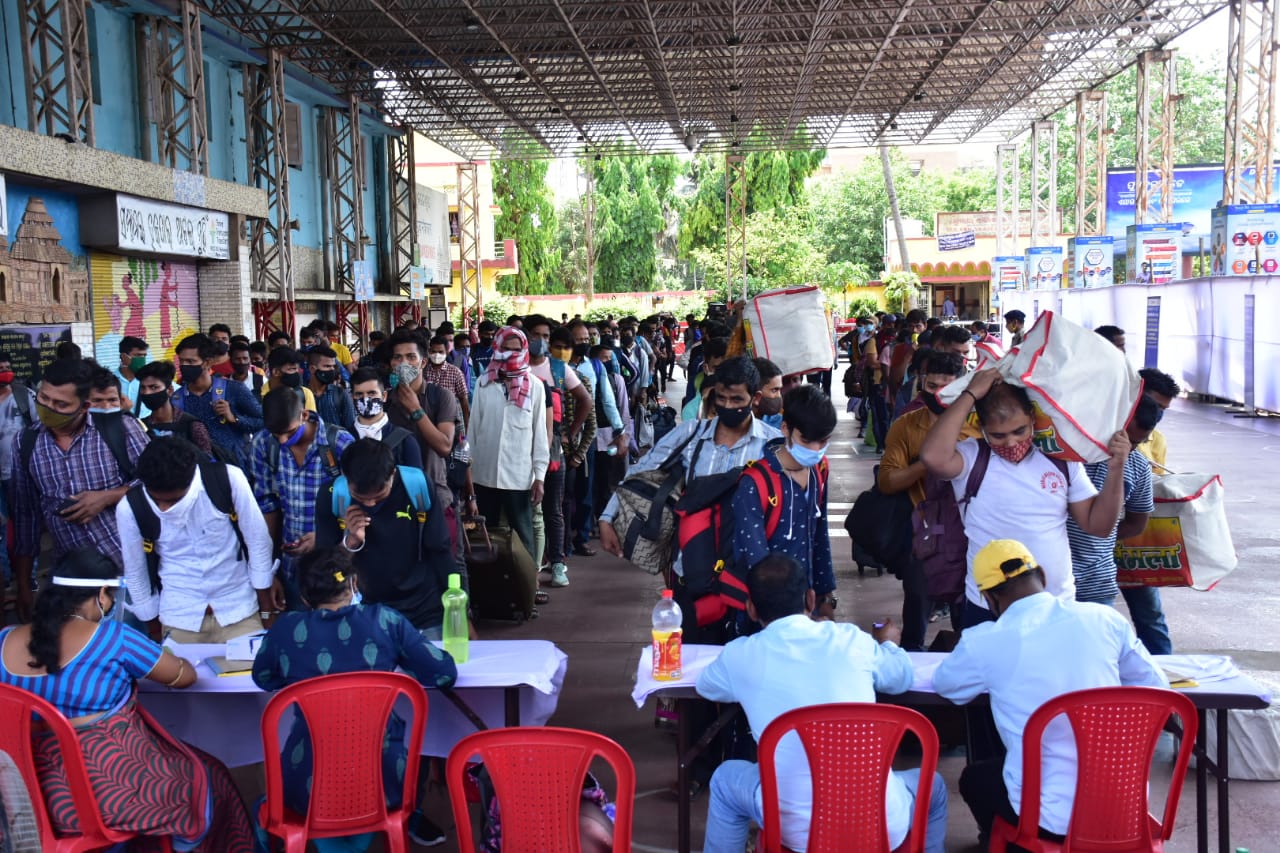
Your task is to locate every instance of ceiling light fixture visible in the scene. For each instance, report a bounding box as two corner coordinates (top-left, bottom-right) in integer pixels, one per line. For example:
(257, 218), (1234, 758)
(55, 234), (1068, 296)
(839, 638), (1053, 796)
(729, 83), (741, 92)
(463, 16), (481, 33)
(726, 33), (742, 46)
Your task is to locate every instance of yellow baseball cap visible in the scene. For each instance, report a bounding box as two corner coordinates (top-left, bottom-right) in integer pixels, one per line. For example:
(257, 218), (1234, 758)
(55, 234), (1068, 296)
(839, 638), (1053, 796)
(973, 539), (1041, 592)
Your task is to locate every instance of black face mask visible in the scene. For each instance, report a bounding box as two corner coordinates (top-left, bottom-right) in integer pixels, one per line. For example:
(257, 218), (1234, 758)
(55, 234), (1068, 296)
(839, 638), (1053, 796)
(279, 372), (303, 388)
(716, 404), (752, 428)
(179, 364), (205, 384)
(314, 369), (338, 385)
(921, 390), (947, 416)
(572, 343), (591, 361)
(140, 390), (170, 411)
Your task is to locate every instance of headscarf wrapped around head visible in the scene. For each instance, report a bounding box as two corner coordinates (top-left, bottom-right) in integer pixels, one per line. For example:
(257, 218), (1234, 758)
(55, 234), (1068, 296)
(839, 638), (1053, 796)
(484, 326), (533, 410)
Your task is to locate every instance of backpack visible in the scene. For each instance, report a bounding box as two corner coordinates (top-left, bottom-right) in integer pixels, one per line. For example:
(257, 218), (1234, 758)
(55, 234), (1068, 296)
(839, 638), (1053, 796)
(676, 456), (829, 627)
(19, 410), (136, 484)
(11, 382), (33, 428)
(609, 422), (705, 577)
(912, 441), (1071, 602)
(126, 461), (248, 594)
(330, 465), (432, 560)
(265, 421), (346, 480)
(346, 423), (413, 466)
(843, 464), (914, 573)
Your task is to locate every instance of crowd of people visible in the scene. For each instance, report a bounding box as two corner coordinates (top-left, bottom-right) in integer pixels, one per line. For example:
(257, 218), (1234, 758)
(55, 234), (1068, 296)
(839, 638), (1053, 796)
(0, 302), (1191, 851)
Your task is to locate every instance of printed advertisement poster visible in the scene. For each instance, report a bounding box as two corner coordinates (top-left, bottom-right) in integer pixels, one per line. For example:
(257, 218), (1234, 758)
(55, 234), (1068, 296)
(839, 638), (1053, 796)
(1024, 246), (1064, 289)
(415, 184), (451, 285)
(353, 260), (374, 302)
(991, 256), (1024, 291)
(1067, 236), (1114, 288)
(1107, 164), (1280, 247)
(409, 266), (427, 300)
(90, 252), (201, 364)
(1126, 224), (1179, 284)
(1210, 203), (1280, 276)
(0, 324), (72, 385)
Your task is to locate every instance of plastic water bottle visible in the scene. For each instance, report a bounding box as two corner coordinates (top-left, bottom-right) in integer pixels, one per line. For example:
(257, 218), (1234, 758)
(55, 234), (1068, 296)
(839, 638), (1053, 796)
(442, 573), (469, 664)
(651, 590), (683, 681)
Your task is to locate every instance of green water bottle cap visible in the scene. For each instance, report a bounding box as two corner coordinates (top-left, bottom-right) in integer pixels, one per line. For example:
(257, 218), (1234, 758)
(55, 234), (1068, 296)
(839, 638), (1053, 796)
(448, 573), (461, 590)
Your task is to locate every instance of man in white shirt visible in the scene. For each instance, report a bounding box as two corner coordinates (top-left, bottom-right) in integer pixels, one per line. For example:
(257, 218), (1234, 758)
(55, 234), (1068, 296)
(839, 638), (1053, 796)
(933, 539), (1167, 845)
(919, 369), (1127, 628)
(117, 436), (281, 642)
(697, 553), (947, 853)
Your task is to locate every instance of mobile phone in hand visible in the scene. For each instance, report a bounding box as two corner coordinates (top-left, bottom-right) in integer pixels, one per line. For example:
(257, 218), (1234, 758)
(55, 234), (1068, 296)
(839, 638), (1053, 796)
(56, 497), (79, 516)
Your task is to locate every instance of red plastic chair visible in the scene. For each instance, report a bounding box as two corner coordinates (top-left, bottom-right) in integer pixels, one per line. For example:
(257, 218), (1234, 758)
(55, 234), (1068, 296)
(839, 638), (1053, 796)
(446, 726), (636, 853)
(990, 686), (1198, 853)
(259, 671), (428, 853)
(0, 683), (174, 852)
(757, 702), (940, 853)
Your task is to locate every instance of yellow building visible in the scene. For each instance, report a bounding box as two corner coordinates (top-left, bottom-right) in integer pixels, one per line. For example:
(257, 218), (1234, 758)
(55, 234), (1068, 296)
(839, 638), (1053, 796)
(413, 136), (518, 320)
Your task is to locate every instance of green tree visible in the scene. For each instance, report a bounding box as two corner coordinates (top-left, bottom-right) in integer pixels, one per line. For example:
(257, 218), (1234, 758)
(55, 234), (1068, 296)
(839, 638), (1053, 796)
(492, 159), (560, 294)
(585, 153), (680, 292)
(677, 148), (826, 255)
(808, 149), (985, 274)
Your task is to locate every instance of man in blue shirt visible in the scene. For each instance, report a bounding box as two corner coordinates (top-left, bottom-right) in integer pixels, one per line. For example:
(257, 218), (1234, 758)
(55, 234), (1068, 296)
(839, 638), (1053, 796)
(172, 333), (263, 464)
(698, 553), (947, 853)
(306, 345), (356, 431)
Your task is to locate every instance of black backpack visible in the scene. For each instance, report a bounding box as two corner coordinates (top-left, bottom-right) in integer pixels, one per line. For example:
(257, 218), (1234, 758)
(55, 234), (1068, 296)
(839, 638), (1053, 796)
(126, 461), (249, 595)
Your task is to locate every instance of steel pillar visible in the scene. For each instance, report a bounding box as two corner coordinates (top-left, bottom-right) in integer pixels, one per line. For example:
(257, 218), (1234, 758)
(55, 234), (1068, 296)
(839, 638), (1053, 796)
(245, 50), (294, 340)
(995, 143), (1020, 256)
(326, 95), (364, 297)
(334, 300), (369, 351)
(1135, 50), (1179, 223)
(392, 302), (422, 328)
(20, 0), (94, 144)
(1029, 121), (1058, 247)
(388, 128), (418, 299)
(725, 154), (748, 301)
(1224, 0), (1280, 204)
(1074, 91), (1108, 235)
(456, 163), (484, 321)
(253, 300), (296, 341)
(151, 0), (208, 174)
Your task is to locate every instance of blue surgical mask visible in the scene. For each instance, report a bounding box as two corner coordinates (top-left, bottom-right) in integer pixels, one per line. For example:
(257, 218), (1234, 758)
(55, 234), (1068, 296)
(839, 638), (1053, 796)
(788, 439), (828, 468)
(280, 421), (307, 447)
(88, 407), (120, 415)
(349, 579), (363, 606)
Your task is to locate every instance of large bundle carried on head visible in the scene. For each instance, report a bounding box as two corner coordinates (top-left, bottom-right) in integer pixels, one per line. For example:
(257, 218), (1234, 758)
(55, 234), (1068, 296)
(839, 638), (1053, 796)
(938, 311), (1143, 463)
(741, 286), (835, 377)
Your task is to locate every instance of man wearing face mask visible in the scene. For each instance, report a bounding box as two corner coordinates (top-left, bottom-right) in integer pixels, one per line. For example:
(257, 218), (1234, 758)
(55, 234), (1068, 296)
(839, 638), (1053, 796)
(0, 355), (36, 562)
(113, 336), (149, 415)
(384, 330), (457, 512)
(117, 437), (279, 642)
(720, 384), (839, 626)
(229, 340), (265, 397)
(306, 346), (356, 431)
(261, 346), (318, 413)
(566, 326), (625, 555)
(449, 332), (475, 396)
(549, 326), (597, 565)
(920, 369), (1127, 629)
(347, 367), (423, 470)
(251, 389), (354, 604)
(751, 358), (784, 429)
(424, 335), (470, 432)
(171, 333), (263, 465)
(314, 439), (456, 635)
(136, 361), (213, 455)
(589, 343), (632, 522)
(9, 358), (150, 621)
(470, 320), (499, 379)
(878, 352), (979, 649)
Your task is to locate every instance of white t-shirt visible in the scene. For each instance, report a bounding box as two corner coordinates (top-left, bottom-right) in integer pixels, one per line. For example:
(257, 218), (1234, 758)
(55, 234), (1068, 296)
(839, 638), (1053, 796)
(950, 439), (1096, 605)
(529, 358), (581, 391)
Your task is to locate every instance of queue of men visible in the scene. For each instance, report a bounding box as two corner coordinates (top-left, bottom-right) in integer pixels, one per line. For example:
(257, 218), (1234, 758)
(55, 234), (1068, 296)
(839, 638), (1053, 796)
(0, 304), (1195, 851)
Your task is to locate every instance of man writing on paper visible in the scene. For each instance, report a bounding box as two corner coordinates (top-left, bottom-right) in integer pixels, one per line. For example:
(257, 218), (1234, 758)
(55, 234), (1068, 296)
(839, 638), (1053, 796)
(933, 539), (1167, 846)
(698, 553), (947, 853)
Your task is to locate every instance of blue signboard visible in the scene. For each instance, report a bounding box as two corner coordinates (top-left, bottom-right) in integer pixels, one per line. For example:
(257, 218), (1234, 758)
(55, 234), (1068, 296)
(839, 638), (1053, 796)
(1105, 164), (1280, 253)
(1144, 296), (1161, 369)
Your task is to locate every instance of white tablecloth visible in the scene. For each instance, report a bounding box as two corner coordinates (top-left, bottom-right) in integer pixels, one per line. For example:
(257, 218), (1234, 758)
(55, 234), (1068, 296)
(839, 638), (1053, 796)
(140, 640), (568, 767)
(630, 646), (1273, 708)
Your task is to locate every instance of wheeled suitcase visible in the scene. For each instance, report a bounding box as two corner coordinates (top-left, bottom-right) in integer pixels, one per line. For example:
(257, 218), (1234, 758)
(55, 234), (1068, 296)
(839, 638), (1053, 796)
(464, 516), (539, 622)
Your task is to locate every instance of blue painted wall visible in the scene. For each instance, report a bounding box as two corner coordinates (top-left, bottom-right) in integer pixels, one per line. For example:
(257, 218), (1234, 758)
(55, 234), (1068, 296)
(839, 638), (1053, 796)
(0, 2), (394, 284)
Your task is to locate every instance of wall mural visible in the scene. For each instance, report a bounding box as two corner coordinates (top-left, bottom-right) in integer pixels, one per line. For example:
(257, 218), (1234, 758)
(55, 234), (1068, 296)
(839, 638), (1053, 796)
(91, 252), (200, 364)
(0, 190), (91, 325)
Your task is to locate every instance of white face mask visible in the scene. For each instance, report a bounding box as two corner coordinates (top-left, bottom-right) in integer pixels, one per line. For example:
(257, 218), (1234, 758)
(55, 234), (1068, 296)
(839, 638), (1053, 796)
(428, 352), (446, 365)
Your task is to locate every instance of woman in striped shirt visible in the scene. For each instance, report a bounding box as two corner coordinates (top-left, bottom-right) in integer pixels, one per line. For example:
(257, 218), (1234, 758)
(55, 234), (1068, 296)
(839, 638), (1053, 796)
(0, 549), (256, 851)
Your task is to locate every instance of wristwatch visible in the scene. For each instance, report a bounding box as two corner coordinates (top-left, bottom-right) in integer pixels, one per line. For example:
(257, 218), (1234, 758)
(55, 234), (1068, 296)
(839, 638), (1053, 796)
(410, 408), (426, 423)
(823, 593), (839, 610)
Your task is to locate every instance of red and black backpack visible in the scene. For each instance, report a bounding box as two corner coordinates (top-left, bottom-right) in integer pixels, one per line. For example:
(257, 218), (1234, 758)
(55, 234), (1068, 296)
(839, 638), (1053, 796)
(675, 456), (829, 627)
